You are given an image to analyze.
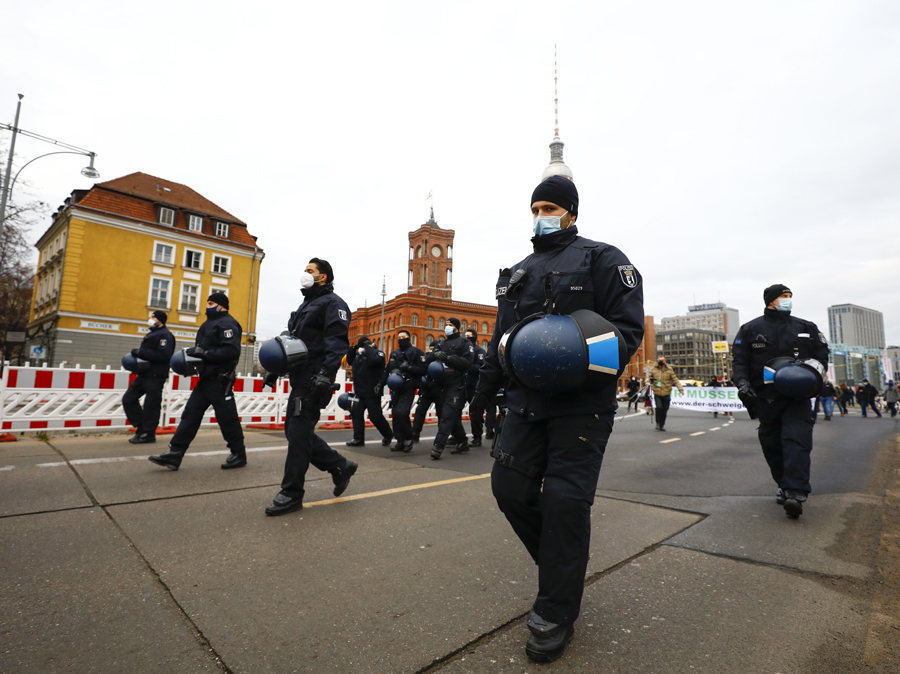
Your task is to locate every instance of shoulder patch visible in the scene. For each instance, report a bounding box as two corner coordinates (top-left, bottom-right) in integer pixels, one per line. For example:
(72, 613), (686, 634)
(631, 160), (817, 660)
(338, 309), (348, 321)
(224, 329), (234, 339)
(160, 339), (167, 346)
(819, 332), (827, 344)
(617, 265), (637, 288)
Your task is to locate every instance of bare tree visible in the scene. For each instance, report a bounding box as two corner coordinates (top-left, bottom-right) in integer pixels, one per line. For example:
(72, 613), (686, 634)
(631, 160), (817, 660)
(0, 146), (47, 363)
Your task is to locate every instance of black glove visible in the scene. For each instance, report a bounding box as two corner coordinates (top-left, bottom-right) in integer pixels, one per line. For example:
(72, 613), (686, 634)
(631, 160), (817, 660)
(131, 348), (141, 358)
(399, 361), (411, 372)
(736, 380), (756, 399)
(470, 390), (491, 411)
(434, 350), (448, 363)
(186, 346), (207, 358)
(263, 372), (278, 391)
(374, 385), (384, 397)
(310, 371), (332, 399)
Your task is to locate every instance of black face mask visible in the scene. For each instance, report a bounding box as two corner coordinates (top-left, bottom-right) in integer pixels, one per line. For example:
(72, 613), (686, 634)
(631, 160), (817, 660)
(467, 336), (477, 345)
(658, 360), (665, 367)
(398, 338), (411, 350)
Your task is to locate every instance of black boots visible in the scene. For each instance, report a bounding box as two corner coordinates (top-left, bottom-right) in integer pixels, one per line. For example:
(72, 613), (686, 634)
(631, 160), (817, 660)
(221, 452), (247, 469)
(265, 492), (304, 516)
(331, 460), (358, 497)
(148, 451), (182, 470)
(783, 490), (806, 518)
(129, 433), (156, 444)
(525, 611), (574, 663)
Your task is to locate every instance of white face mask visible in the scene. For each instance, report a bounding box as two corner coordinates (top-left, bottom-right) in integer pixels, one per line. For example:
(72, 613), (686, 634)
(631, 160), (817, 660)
(533, 211), (567, 237)
(444, 325), (455, 336)
(147, 318), (157, 327)
(299, 272), (315, 289)
(776, 298), (792, 312)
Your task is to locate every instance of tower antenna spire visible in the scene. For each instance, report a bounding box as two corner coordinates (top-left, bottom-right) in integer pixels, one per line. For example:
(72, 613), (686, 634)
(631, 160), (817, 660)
(554, 44), (559, 138)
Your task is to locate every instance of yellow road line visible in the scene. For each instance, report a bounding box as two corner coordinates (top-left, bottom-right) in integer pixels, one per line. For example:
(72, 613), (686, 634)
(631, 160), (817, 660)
(305, 473), (491, 507)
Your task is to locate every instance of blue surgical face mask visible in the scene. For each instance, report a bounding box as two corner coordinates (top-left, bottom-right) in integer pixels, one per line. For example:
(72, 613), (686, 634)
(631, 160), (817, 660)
(206, 307), (219, 318)
(776, 298), (792, 312)
(444, 325), (455, 336)
(533, 211), (567, 237)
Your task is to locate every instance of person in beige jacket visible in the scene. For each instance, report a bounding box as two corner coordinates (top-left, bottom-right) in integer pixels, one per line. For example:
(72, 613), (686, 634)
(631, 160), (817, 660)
(649, 357), (684, 431)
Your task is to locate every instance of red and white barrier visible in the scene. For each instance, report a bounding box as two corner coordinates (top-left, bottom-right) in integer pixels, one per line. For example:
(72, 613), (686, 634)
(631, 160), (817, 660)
(0, 364), (446, 434)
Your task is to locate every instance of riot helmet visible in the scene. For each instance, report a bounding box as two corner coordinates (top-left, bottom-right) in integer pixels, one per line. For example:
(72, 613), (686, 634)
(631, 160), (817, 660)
(170, 349), (203, 376)
(258, 335), (309, 376)
(121, 353), (150, 374)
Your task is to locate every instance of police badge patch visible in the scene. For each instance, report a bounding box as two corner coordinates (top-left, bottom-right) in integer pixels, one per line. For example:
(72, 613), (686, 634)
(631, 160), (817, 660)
(338, 309), (348, 321)
(160, 339), (167, 346)
(818, 332), (827, 344)
(224, 329), (233, 338)
(617, 265), (637, 288)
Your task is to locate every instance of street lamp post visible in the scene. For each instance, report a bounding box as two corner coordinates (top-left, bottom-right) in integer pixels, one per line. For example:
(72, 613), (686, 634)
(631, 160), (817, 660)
(379, 276), (387, 351)
(0, 94), (100, 226)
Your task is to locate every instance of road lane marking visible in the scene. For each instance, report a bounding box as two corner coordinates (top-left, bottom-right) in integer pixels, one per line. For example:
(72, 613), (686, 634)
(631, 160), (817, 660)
(305, 473), (491, 507)
(709, 427), (721, 431)
(617, 412), (647, 421)
(690, 431), (705, 436)
(660, 438), (680, 444)
(0, 465), (14, 472)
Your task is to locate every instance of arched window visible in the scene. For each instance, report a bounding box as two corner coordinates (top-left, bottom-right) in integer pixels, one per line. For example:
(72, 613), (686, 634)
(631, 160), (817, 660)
(408, 270), (413, 287)
(425, 334), (433, 346)
(409, 247), (414, 260)
(446, 268), (452, 285)
(439, 318), (445, 329)
(417, 245), (423, 257)
(411, 334), (417, 346)
(448, 245), (452, 259)
(427, 316), (433, 328)
(432, 262), (438, 286)
(411, 314), (418, 326)
(482, 322), (488, 333)
(461, 320), (467, 332)
(482, 340), (489, 349)
(398, 313), (403, 325)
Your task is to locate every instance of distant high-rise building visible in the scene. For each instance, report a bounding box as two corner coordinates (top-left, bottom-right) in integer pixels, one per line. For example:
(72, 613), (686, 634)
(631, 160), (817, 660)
(660, 303), (740, 344)
(827, 304), (885, 349)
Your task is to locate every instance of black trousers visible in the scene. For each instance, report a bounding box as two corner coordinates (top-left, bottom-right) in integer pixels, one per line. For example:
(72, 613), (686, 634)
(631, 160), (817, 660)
(626, 393), (640, 412)
(351, 393), (392, 441)
(281, 394), (348, 499)
(122, 375), (166, 435)
(467, 388), (497, 439)
(412, 391), (442, 436)
(390, 388), (416, 442)
(434, 383), (467, 448)
(756, 397), (814, 494)
(655, 394), (671, 427)
(169, 378), (244, 456)
(492, 411), (614, 626)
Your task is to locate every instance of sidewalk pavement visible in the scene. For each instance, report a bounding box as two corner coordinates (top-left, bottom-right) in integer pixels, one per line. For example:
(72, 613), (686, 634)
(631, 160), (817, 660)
(0, 427), (897, 673)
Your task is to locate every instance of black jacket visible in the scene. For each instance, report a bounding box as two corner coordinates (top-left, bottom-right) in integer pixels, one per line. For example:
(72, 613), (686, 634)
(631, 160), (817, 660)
(427, 332), (474, 388)
(286, 283), (352, 390)
(138, 325), (176, 378)
(347, 343), (387, 393)
(380, 344), (427, 388)
(466, 342), (487, 393)
(861, 383), (879, 404)
(627, 378), (641, 395)
(477, 226), (645, 420)
(195, 312), (242, 378)
(731, 308), (829, 397)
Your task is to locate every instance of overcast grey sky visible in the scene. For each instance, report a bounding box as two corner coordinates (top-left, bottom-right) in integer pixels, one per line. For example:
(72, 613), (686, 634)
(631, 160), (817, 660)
(3, 0), (898, 344)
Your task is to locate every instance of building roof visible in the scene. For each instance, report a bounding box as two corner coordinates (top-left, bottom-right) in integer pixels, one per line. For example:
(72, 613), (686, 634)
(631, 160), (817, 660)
(57, 172), (260, 250)
(94, 172), (245, 224)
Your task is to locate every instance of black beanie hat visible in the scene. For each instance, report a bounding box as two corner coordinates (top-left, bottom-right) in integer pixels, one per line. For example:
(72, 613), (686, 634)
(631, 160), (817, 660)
(531, 175), (579, 217)
(448, 317), (461, 330)
(763, 284), (791, 307)
(357, 335), (371, 347)
(152, 310), (168, 325)
(208, 292), (229, 310)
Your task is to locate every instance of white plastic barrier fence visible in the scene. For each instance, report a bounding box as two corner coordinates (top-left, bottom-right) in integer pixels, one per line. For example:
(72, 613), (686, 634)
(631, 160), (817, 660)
(0, 363), (444, 434)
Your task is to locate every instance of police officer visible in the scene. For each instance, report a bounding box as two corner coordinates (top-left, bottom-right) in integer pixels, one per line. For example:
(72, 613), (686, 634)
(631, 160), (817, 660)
(265, 258), (358, 516)
(625, 375), (641, 413)
(122, 310), (175, 443)
(411, 343), (443, 443)
(149, 293), (246, 470)
(427, 318), (474, 459)
(380, 329), (427, 452)
(345, 335), (392, 447)
(464, 328), (495, 447)
(474, 175), (644, 663)
(732, 284), (829, 519)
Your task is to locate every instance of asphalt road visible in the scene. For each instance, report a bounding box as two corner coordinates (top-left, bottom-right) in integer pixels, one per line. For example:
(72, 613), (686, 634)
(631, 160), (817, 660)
(0, 406), (897, 673)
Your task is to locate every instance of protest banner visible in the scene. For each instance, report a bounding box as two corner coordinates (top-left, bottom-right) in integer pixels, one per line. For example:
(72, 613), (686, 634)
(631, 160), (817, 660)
(651, 386), (747, 413)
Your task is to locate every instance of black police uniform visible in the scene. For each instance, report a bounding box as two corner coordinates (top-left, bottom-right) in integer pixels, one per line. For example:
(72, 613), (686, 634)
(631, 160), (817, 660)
(347, 340), (392, 444)
(732, 308), (829, 496)
(412, 364), (443, 440)
(466, 340), (496, 443)
(626, 377), (640, 412)
(428, 332), (474, 457)
(380, 341), (427, 448)
(167, 311), (245, 459)
(279, 283), (355, 500)
(476, 225), (644, 628)
(122, 324), (175, 438)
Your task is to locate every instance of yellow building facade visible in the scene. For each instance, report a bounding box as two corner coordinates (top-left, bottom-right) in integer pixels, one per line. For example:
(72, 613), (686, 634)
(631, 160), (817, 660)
(28, 172), (264, 371)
